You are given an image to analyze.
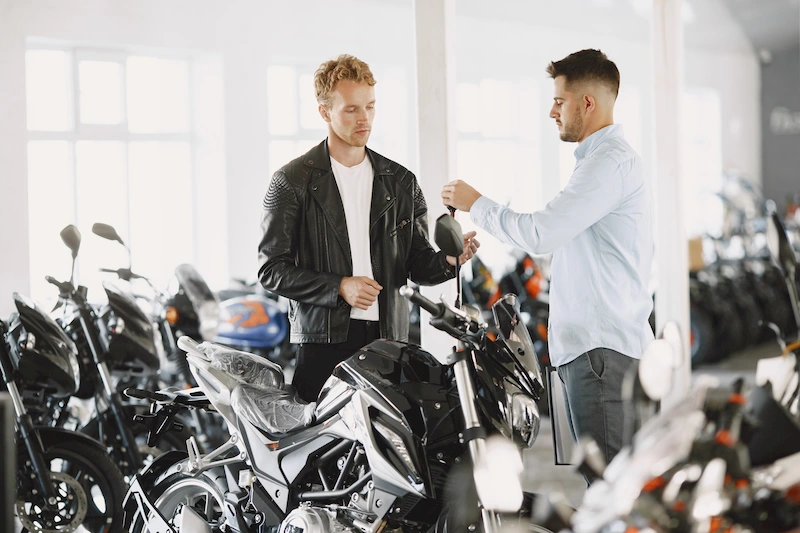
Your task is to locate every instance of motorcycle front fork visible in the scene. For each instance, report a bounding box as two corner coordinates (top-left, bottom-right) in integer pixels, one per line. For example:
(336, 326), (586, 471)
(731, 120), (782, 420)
(5, 380), (59, 507)
(452, 340), (502, 533)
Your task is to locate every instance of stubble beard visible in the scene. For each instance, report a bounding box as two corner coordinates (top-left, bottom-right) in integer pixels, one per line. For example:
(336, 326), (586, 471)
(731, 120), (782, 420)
(559, 112), (583, 143)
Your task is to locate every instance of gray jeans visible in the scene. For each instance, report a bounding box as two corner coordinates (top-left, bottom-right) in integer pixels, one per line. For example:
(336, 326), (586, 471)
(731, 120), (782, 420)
(556, 348), (639, 468)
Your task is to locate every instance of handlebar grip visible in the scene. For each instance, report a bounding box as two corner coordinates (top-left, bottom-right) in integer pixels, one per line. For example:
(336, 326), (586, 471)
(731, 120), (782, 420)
(99, 268), (117, 273)
(399, 285), (441, 316)
(45, 276), (61, 287)
(177, 335), (202, 354)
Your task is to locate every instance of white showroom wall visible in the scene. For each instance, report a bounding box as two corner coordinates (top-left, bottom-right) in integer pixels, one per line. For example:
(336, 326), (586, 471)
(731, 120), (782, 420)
(0, 0), (760, 316)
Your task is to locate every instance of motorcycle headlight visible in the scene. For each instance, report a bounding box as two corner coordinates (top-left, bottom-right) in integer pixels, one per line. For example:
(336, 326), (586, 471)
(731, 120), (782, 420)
(112, 317), (125, 335)
(23, 331), (36, 350)
(372, 419), (422, 483)
(511, 393), (540, 448)
(197, 300), (220, 341)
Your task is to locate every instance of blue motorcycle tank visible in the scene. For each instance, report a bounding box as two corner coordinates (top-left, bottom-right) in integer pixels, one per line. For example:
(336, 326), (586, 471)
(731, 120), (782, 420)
(214, 295), (288, 349)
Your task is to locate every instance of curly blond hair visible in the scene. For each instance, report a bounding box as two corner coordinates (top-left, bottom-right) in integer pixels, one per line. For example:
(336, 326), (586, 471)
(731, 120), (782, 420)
(314, 54), (376, 108)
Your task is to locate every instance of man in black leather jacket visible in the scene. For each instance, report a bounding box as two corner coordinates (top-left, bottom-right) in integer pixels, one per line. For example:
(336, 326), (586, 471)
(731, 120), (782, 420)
(258, 55), (478, 402)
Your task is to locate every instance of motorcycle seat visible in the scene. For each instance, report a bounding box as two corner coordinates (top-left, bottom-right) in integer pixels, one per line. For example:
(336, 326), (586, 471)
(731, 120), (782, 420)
(198, 342), (285, 391)
(231, 382), (316, 435)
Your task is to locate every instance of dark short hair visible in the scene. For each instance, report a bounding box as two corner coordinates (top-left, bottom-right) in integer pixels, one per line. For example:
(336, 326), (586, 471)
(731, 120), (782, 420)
(546, 49), (620, 98)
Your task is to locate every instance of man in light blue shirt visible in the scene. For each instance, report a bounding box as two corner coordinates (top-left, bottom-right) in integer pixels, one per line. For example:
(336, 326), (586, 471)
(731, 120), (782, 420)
(442, 49), (654, 472)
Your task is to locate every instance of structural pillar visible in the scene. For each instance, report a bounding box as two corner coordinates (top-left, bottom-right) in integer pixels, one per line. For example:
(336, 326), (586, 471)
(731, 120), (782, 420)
(413, 0), (459, 353)
(653, 0), (691, 407)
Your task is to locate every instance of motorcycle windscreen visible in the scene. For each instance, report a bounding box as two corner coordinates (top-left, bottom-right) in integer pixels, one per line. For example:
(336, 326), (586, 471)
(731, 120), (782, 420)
(12, 292), (81, 397)
(175, 264), (220, 341)
(491, 293), (544, 394)
(102, 282), (159, 369)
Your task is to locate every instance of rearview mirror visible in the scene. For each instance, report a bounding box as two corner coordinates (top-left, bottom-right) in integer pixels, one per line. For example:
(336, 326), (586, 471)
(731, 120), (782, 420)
(766, 212), (797, 275)
(60, 225), (81, 259)
(434, 214), (464, 258)
(638, 339), (675, 401)
(92, 222), (124, 245)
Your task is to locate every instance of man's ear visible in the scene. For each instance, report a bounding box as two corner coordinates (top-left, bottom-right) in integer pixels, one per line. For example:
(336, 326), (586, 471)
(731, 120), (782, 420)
(583, 94), (596, 114)
(319, 104), (331, 123)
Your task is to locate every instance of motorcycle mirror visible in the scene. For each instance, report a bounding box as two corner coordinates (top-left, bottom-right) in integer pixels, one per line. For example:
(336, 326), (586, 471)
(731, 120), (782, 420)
(766, 212), (797, 275)
(690, 458), (730, 520)
(571, 436), (607, 483)
(59, 225), (81, 259)
(434, 214), (464, 258)
(638, 339), (674, 401)
(766, 212), (800, 330)
(472, 435), (524, 513)
(660, 321), (685, 369)
(92, 222), (125, 245)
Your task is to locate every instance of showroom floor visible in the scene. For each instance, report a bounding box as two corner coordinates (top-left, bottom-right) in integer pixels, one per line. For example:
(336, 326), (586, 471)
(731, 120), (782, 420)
(521, 341), (782, 508)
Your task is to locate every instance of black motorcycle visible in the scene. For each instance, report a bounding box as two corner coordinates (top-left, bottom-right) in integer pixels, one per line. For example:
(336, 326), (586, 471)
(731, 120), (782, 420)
(122, 214), (550, 533)
(48, 225), (194, 476)
(1, 292), (127, 533)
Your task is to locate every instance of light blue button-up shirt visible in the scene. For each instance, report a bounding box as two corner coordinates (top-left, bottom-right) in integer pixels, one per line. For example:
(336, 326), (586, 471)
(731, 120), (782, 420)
(470, 124), (654, 366)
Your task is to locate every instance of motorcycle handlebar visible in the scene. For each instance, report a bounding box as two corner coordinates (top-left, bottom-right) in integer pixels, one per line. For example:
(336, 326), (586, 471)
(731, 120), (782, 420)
(399, 285), (441, 317)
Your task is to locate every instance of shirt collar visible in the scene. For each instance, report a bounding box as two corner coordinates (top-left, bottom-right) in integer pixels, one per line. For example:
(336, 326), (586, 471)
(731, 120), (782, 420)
(574, 124), (624, 160)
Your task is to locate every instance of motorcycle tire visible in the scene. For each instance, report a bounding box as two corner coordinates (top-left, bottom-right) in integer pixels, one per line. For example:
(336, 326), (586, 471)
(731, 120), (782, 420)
(733, 292), (763, 349)
(15, 435), (127, 533)
(690, 305), (716, 367)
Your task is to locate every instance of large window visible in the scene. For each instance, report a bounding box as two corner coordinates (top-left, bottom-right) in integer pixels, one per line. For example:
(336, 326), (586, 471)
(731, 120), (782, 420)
(25, 47), (213, 304)
(455, 78), (541, 273)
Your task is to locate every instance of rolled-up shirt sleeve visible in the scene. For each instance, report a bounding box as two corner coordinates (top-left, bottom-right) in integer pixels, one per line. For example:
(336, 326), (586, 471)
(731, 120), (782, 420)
(470, 155), (629, 255)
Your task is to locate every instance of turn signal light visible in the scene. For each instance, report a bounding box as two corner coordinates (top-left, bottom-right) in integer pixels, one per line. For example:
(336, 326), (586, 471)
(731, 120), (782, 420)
(166, 306), (180, 325)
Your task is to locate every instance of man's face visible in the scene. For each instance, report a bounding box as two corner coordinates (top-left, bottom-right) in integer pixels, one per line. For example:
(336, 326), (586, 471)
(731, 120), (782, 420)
(549, 76), (584, 143)
(323, 80), (376, 148)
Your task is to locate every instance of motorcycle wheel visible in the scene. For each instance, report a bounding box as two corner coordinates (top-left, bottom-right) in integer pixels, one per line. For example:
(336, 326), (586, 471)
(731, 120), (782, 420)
(125, 468), (227, 533)
(733, 292), (762, 348)
(690, 305), (715, 367)
(15, 437), (127, 533)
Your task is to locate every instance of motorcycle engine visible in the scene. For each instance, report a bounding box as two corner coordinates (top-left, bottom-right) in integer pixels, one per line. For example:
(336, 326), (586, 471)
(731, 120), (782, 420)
(278, 504), (352, 533)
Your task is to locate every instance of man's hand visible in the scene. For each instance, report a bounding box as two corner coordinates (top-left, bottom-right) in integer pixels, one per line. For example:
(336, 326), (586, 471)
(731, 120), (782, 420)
(441, 180), (482, 212)
(339, 276), (382, 310)
(446, 231), (481, 266)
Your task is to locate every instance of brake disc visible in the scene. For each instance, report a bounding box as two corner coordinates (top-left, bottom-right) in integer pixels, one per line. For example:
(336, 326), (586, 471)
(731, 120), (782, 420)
(16, 471), (88, 533)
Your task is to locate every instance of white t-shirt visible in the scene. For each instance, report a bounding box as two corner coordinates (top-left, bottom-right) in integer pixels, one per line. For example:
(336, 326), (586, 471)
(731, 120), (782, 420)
(330, 155), (379, 321)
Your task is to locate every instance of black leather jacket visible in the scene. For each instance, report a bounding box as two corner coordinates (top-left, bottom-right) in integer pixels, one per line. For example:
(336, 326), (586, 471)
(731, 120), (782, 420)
(258, 140), (455, 344)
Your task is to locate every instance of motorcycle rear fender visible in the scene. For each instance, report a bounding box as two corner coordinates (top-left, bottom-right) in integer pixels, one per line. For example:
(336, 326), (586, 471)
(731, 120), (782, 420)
(187, 354), (239, 429)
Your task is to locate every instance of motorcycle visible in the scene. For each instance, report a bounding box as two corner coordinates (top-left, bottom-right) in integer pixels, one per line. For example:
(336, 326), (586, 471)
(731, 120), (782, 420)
(2, 291), (127, 533)
(164, 268), (296, 372)
(48, 225), (194, 476)
(122, 214), (550, 533)
(91, 222), (228, 451)
(91, 222), (183, 385)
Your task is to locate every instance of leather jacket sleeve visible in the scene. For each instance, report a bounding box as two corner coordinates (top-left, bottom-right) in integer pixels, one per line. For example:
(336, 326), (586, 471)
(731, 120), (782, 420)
(406, 176), (456, 286)
(257, 172), (342, 309)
